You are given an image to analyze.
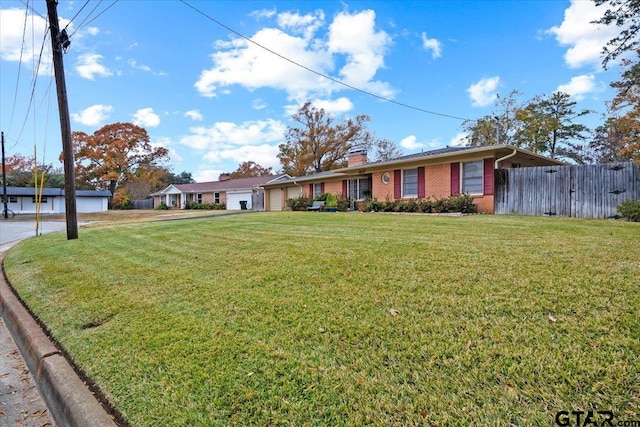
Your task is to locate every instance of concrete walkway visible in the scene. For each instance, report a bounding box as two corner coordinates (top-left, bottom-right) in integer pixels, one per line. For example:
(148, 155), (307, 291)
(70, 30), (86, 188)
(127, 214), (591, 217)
(0, 220), (117, 427)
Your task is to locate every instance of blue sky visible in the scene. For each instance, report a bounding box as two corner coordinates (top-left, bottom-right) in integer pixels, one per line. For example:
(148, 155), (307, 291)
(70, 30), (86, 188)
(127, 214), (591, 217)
(0, 0), (625, 182)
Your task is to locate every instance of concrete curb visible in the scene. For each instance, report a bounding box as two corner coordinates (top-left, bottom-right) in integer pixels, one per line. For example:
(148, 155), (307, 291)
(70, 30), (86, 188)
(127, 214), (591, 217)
(0, 253), (118, 427)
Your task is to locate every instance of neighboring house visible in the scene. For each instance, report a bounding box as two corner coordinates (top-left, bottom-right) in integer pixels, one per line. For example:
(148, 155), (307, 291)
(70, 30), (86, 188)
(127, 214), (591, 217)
(2, 186), (111, 214)
(262, 145), (564, 214)
(152, 174), (291, 211)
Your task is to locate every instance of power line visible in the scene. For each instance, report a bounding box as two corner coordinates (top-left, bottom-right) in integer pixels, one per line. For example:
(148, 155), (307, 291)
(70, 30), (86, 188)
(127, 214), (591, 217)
(178, 0), (469, 122)
(62, 0), (91, 32)
(69, 0), (120, 39)
(7, 3), (30, 134)
(12, 23), (50, 151)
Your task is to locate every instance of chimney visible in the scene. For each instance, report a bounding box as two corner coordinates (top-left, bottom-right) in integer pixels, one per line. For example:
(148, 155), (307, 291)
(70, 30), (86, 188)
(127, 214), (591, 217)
(219, 173), (231, 181)
(347, 149), (368, 167)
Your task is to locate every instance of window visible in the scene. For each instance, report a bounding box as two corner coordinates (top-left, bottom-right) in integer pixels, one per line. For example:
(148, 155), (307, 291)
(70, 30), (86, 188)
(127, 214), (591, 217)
(313, 183), (323, 197)
(402, 168), (418, 197)
(349, 178), (370, 200)
(3, 196), (17, 203)
(214, 192), (220, 204)
(462, 160), (483, 194)
(31, 196), (47, 203)
(196, 193), (202, 204)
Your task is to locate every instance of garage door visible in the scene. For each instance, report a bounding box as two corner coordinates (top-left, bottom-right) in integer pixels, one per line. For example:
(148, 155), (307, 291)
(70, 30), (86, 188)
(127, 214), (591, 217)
(226, 191), (252, 210)
(268, 189), (282, 211)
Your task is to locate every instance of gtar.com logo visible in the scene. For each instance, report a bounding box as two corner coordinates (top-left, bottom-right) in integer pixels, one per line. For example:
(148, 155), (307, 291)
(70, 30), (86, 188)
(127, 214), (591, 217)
(554, 410), (615, 427)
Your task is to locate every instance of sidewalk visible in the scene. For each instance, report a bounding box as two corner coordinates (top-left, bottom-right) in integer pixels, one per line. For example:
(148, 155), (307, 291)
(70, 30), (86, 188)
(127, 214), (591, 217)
(0, 221), (118, 427)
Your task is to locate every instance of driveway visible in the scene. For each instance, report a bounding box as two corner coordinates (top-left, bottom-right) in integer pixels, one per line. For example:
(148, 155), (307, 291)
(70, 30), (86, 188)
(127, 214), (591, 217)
(0, 220), (70, 251)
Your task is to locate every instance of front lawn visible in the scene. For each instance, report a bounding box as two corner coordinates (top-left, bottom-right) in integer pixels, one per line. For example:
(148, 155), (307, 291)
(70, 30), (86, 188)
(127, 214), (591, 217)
(3, 213), (639, 426)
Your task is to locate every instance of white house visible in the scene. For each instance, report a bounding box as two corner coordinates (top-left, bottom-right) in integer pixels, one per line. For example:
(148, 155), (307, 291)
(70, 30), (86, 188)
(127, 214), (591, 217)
(3, 187), (111, 214)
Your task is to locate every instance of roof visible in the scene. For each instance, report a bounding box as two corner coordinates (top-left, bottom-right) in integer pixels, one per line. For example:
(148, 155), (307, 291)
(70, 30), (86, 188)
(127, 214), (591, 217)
(152, 174), (291, 195)
(261, 170), (346, 187)
(3, 187), (112, 197)
(334, 144), (564, 172)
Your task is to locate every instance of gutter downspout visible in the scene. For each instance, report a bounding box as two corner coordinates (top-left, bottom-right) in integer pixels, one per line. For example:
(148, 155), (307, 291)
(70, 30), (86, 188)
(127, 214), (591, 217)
(495, 148), (517, 169)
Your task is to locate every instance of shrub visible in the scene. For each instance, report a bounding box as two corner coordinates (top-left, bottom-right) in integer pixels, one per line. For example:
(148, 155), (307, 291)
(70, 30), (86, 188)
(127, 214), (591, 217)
(336, 194), (350, 212)
(325, 193), (338, 207)
(189, 202), (226, 210)
(112, 189), (133, 210)
(156, 201), (169, 210)
(286, 196), (314, 211)
(617, 199), (640, 222)
(363, 194), (477, 214)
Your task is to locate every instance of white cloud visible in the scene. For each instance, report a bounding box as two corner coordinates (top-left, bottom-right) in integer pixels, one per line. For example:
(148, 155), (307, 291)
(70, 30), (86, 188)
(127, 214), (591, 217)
(184, 110), (203, 121)
(0, 8), (59, 74)
(203, 144), (281, 170)
(195, 9), (394, 101)
(183, 118), (284, 182)
(421, 32), (442, 58)
(132, 108), (161, 127)
(283, 97), (354, 118)
(252, 99), (268, 110)
(310, 97), (353, 114)
(128, 59), (166, 76)
(327, 10), (394, 97)
(128, 59), (151, 72)
(179, 119), (286, 150)
(556, 74), (597, 100)
(71, 104), (113, 126)
(277, 10), (325, 40)
(86, 27), (99, 36)
(546, 0), (619, 69)
(450, 132), (469, 147)
(194, 169), (226, 182)
(76, 53), (113, 80)
(400, 135), (425, 151)
(467, 76), (500, 107)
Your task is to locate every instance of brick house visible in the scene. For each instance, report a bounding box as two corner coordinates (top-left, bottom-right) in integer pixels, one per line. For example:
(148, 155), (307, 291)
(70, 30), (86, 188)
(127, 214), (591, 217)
(262, 145), (563, 213)
(152, 174), (290, 211)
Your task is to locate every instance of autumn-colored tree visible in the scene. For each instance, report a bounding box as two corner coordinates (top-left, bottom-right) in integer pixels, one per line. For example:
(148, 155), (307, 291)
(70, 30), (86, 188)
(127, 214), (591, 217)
(225, 161), (273, 179)
(121, 164), (173, 200)
(1, 154), (65, 188)
(70, 122), (169, 194)
(593, 0), (640, 68)
(605, 51), (640, 163)
(278, 102), (373, 175)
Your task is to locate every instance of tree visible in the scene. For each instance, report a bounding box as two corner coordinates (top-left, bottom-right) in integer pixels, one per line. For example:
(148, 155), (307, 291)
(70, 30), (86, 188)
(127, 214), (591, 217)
(461, 90), (524, 146)
(588, 120), (630, 163)
(225, 161), (273, 179)
(374, 138), (403, 161)
(278, 102), (373, 175)
(593, 0), (640, 68)
(70, 122), (169, 194)
(514, 92), (592, 160)
(169, 171), (195, 184)
(1, 154), (65, 188)
(606, 51), (640, 162)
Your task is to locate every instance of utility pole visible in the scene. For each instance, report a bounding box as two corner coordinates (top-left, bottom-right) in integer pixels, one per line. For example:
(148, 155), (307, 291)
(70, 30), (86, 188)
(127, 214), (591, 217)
(46, 0), (78, 239)
(495, 116), (500, 145)
(1, 132), (8, 219)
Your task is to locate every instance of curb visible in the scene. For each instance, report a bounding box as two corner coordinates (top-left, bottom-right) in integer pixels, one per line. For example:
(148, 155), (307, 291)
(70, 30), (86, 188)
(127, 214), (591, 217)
(0, 251), (118, 427)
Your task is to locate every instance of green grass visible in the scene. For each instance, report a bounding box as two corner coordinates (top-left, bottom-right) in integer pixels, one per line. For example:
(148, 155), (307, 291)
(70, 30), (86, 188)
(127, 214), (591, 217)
(3, 213), (640, 426)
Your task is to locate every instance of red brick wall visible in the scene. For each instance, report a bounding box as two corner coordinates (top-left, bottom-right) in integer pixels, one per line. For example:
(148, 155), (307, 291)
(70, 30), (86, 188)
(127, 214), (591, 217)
(424, 164), (451, 199)
(371, 171), (394, 201)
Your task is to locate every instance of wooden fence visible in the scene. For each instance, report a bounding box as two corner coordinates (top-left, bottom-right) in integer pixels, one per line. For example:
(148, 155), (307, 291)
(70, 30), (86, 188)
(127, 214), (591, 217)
(132, 199), (154, 210)
(494, 162), (640, 218)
